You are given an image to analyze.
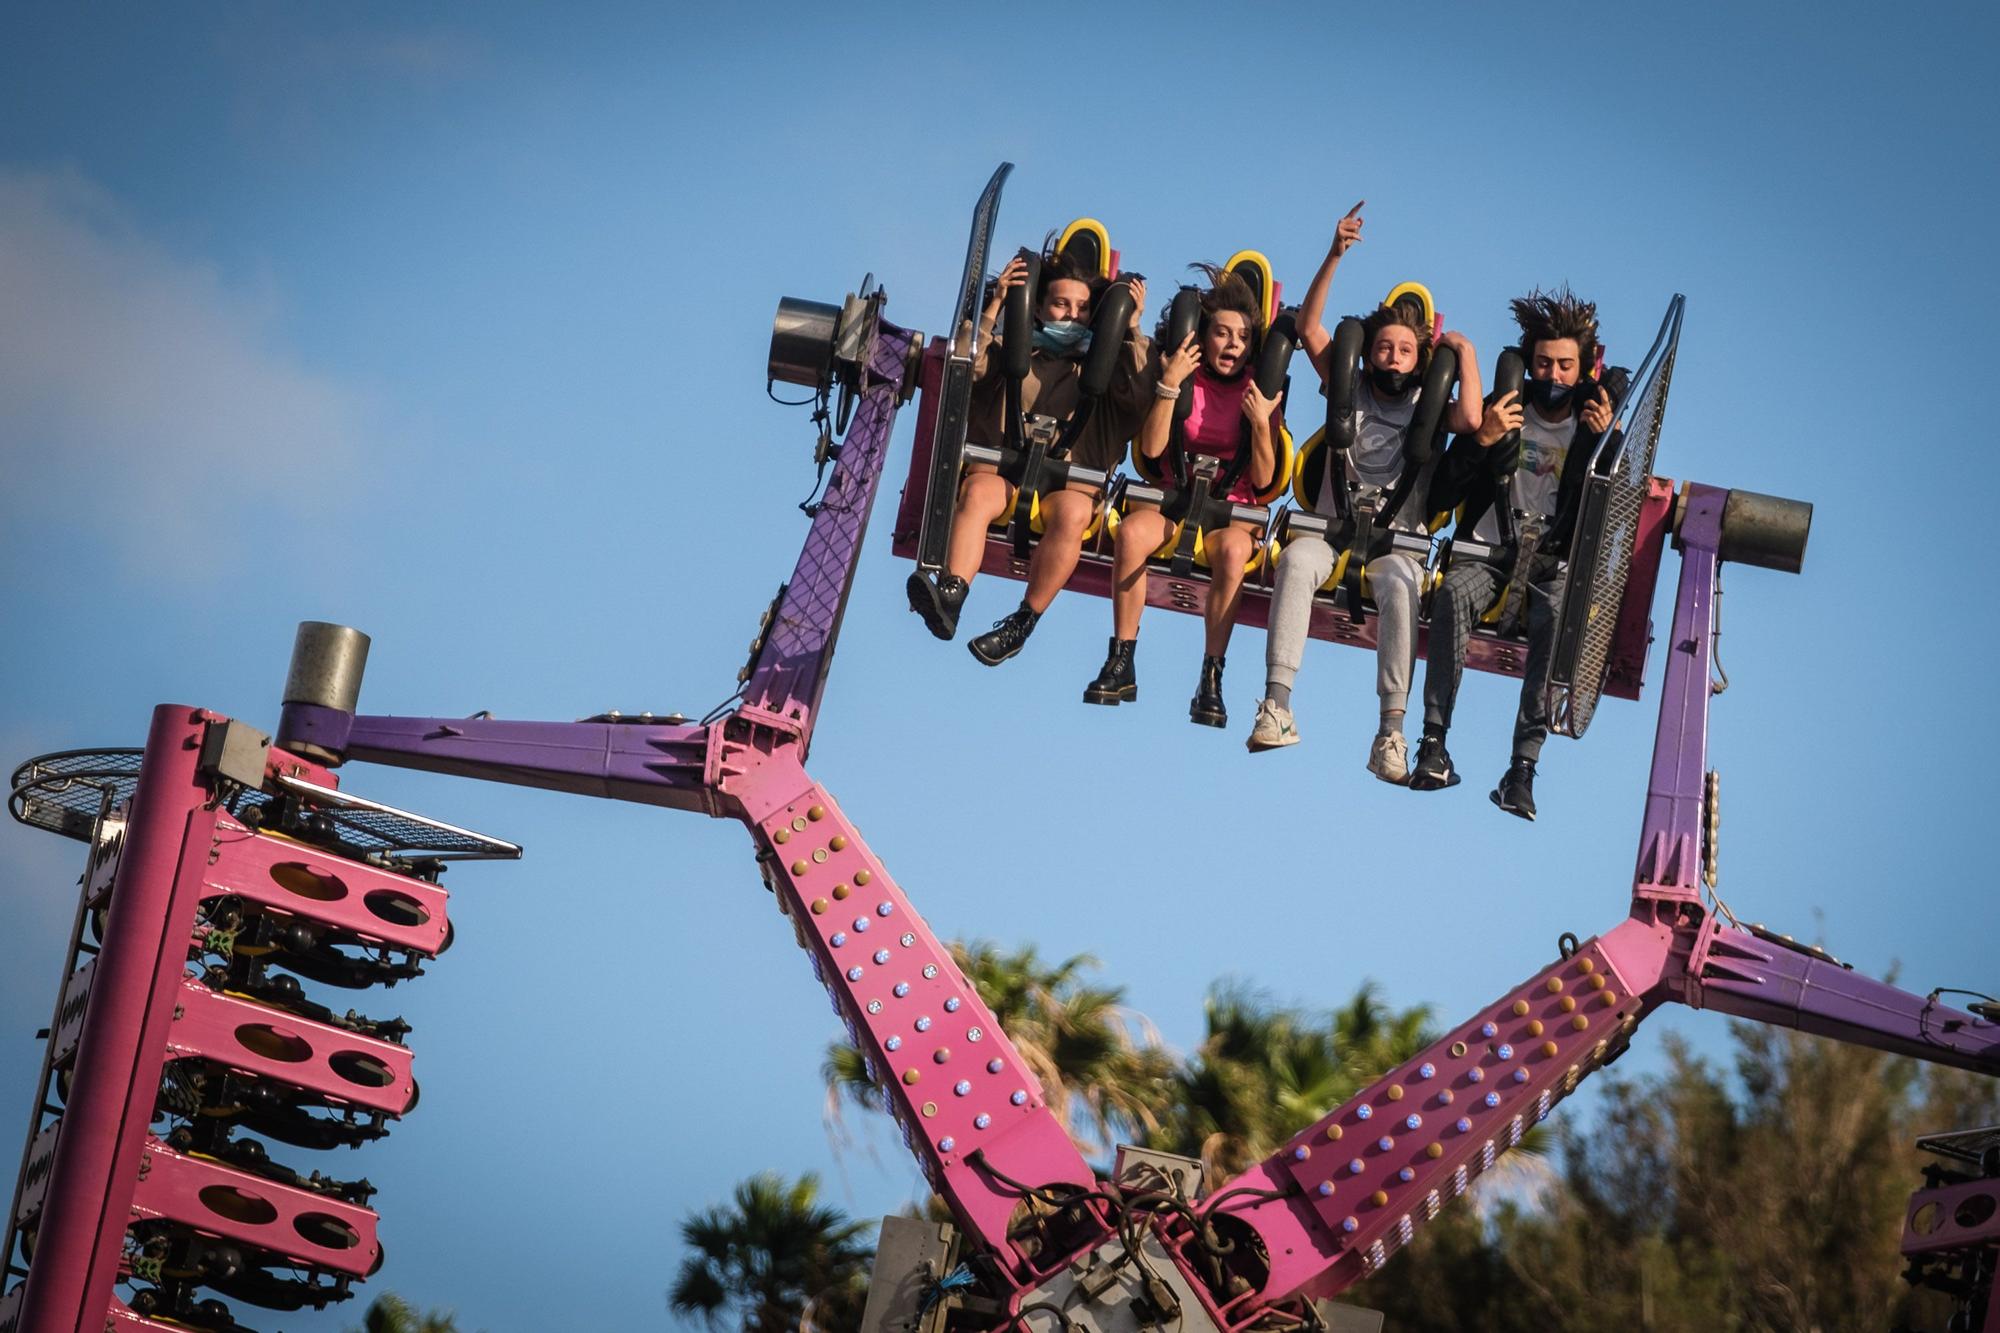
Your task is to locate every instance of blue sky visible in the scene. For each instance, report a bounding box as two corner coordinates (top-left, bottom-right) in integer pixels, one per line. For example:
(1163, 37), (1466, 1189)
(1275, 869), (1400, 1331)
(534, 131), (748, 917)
(3, 3), (1995, 1328)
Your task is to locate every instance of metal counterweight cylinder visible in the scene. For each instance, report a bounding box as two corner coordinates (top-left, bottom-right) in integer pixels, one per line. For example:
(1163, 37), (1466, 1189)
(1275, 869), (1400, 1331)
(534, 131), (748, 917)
(769, 297), (841, 389)
(284, 621), (371, 713)
(1718, 490), (1813, 574)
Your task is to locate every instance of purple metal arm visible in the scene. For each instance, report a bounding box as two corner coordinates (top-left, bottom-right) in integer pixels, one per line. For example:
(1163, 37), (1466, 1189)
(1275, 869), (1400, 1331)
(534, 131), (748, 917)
(276, 708), (718, 816)
(274, 314), (920, 804)
(1633, 484), (1722, 902)
(1687, 921), (2000, 1073)
(1629, 485), (2000, 1076)
(741, 321), (917, 755)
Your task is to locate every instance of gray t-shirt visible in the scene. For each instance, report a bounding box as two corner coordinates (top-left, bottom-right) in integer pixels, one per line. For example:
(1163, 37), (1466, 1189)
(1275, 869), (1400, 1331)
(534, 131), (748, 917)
(1319, 380), (1433, 534)
(1471, 402), (1573, 543)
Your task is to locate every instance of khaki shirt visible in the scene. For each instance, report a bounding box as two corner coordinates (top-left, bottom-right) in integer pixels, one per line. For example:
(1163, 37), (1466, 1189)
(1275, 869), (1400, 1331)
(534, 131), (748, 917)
(967, 330), (1154, 477)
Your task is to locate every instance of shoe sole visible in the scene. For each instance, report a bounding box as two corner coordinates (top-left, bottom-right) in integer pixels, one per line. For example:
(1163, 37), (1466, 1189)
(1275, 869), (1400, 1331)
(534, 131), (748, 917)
(1190, 708), (1227, 729)
(1489, 789), (1537, 821)
(1083, 686), (1137, 706)
(1407, 771), (1461, 792)
(905, 574), (958, 642)
(967, 638), (1022, 668)
(1245, 733), (1299, 753)
(1368, 764), (1410, 787)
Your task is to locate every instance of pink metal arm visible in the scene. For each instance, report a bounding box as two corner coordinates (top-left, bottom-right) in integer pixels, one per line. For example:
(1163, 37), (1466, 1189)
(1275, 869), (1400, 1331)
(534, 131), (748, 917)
(719, 749), (1099, 1277)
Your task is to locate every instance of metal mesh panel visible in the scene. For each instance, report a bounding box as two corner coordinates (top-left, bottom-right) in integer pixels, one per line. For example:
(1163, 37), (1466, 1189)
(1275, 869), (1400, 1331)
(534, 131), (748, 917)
(10, 748), (518, 865)
(7, 749), (140, 840)
(1547, 297), (1683, 737)
(1917, 1124), (2000, 1166)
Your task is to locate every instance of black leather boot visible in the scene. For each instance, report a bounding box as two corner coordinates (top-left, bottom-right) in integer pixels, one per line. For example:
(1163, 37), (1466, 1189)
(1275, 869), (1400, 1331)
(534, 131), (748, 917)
(968, 604), (1040, 667)
(1490, 759), (1538, 821)
(1083, 638), (1138, 705)
(906, 571), (969, 641)
(1189, 654), (1227, 728)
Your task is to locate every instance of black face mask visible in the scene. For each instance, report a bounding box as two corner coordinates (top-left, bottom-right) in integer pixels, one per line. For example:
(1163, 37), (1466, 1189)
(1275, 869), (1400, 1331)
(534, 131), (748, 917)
(1527, 377), (1578, 412)
(1369, 367), (1416, 398)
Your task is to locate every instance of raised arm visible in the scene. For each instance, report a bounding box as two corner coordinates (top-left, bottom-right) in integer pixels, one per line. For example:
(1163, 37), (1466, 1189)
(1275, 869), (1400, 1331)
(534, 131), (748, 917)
(1437, 329), (1484, 436)
(1137, 334), (1200, 461)
(1296, 201), (1364, 380)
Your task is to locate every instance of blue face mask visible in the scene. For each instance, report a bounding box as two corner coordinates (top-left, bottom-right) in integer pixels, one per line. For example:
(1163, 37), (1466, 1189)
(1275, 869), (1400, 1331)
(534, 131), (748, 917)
(1033, 320), (1093, 355)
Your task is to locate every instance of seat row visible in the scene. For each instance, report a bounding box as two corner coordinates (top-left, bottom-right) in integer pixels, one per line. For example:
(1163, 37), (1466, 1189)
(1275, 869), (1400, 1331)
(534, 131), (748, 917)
(905, 211), (1624, 821)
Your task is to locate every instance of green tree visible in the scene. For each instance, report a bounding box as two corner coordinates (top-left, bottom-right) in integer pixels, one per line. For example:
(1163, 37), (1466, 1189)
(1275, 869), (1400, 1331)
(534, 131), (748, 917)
(823, 939), (1174, 1155)
(668, 1171), (872, 1333)
(345, 1292), (460, 1333)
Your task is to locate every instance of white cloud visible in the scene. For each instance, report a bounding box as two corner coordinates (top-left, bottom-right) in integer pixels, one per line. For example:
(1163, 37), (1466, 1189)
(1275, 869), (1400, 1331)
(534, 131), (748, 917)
(0, 167), (372, 573)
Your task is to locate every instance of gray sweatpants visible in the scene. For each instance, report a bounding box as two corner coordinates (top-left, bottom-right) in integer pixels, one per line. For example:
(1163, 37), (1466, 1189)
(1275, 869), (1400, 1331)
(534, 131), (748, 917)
(1422, 560), (1562, 763)
(1265, 537), (1423, 716)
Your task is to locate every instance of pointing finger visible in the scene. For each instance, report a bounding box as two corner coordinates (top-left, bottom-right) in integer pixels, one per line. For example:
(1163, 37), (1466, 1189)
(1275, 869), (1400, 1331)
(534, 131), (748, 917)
(1345, 200), (1365, 218)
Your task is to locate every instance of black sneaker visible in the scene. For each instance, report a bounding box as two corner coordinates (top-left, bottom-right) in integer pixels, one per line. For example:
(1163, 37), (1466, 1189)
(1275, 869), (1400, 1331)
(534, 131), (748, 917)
(1083, 638), (1137, 705)
(1407, 734), (1461, 791)
(1490, 760), (1538, 821)
(1189, 655), (1227, 728)
(906, 572), (969, 641)
(968, 605), (1040, 667)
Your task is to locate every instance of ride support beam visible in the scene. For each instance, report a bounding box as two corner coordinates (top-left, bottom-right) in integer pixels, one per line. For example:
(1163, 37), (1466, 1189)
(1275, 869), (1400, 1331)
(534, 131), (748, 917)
(1211, 916), (1672, 1309)
(720, 752), (1098, 1278)
(276, 708), (717, 816)
(1686, 919), (2000, 1076)
(14, 707), (208, 1332)
(741, 319), (915, 754)
(1632, 483), (1724, 902)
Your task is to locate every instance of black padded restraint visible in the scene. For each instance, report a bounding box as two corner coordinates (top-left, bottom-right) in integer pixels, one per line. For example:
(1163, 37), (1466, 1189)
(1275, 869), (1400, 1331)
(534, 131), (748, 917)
(1159, 287), (1204, 488)
(1458, 347), (1526, 544)
(1051, 278), (1138, 459)
(999, 248), (1042, 451)
(1375, 341), (1458, 530)
(1304, 316), (1366, 518)
(1230, 310), (1296, 498)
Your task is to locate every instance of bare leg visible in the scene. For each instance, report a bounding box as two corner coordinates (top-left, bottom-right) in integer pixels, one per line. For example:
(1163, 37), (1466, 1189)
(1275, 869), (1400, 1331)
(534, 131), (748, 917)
(1202, 523), (1257, 657)
(946, 468), (1014, 584)
(1113, 506), (1171, 640)
(1023, 486), (1098, 613)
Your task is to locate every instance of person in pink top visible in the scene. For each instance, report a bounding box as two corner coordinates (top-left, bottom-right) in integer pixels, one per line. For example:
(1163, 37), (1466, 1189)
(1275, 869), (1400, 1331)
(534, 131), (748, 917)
(1084, 264), (1282, 726)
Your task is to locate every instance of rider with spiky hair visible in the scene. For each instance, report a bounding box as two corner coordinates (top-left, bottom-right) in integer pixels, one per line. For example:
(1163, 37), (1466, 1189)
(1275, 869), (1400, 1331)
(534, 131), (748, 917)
(1409, 286), (1617, 820)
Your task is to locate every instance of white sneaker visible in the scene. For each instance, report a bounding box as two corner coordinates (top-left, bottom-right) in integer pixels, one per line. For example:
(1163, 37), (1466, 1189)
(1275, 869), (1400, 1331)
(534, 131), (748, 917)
(1245, 699), (1299, 752)
(1367, 732), (1409, 784)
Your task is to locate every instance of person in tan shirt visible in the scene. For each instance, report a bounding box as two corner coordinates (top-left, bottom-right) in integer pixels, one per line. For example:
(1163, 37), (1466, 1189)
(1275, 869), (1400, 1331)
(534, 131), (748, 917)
(907, 246), (1150, 665)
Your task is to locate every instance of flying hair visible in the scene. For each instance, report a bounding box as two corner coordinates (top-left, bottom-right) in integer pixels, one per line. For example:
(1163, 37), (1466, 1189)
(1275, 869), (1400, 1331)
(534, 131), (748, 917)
(1038, 244), (1101, 303)
(1154, 262), (1261, 346)
(1510, 286), (1600, 372)
(1358, 299), (1433, 369)
(981, 238), (1103, 309)
(1189, 262), (1261, 325)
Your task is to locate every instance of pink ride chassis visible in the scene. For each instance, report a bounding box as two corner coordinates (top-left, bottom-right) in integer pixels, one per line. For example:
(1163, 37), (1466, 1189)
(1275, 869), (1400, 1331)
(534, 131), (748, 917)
(4, 164), (1993, 1333)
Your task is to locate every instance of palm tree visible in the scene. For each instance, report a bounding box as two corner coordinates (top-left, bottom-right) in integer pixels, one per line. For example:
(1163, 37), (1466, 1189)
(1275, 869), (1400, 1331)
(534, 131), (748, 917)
(823, 939), (1174, 1156)
(668, 1171), (872, 1333)
(345, 1293), (460, 1333)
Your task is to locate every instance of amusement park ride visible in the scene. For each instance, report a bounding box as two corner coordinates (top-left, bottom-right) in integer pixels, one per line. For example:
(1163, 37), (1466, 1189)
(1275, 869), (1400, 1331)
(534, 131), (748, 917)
(3, 164), (1996, 1333)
